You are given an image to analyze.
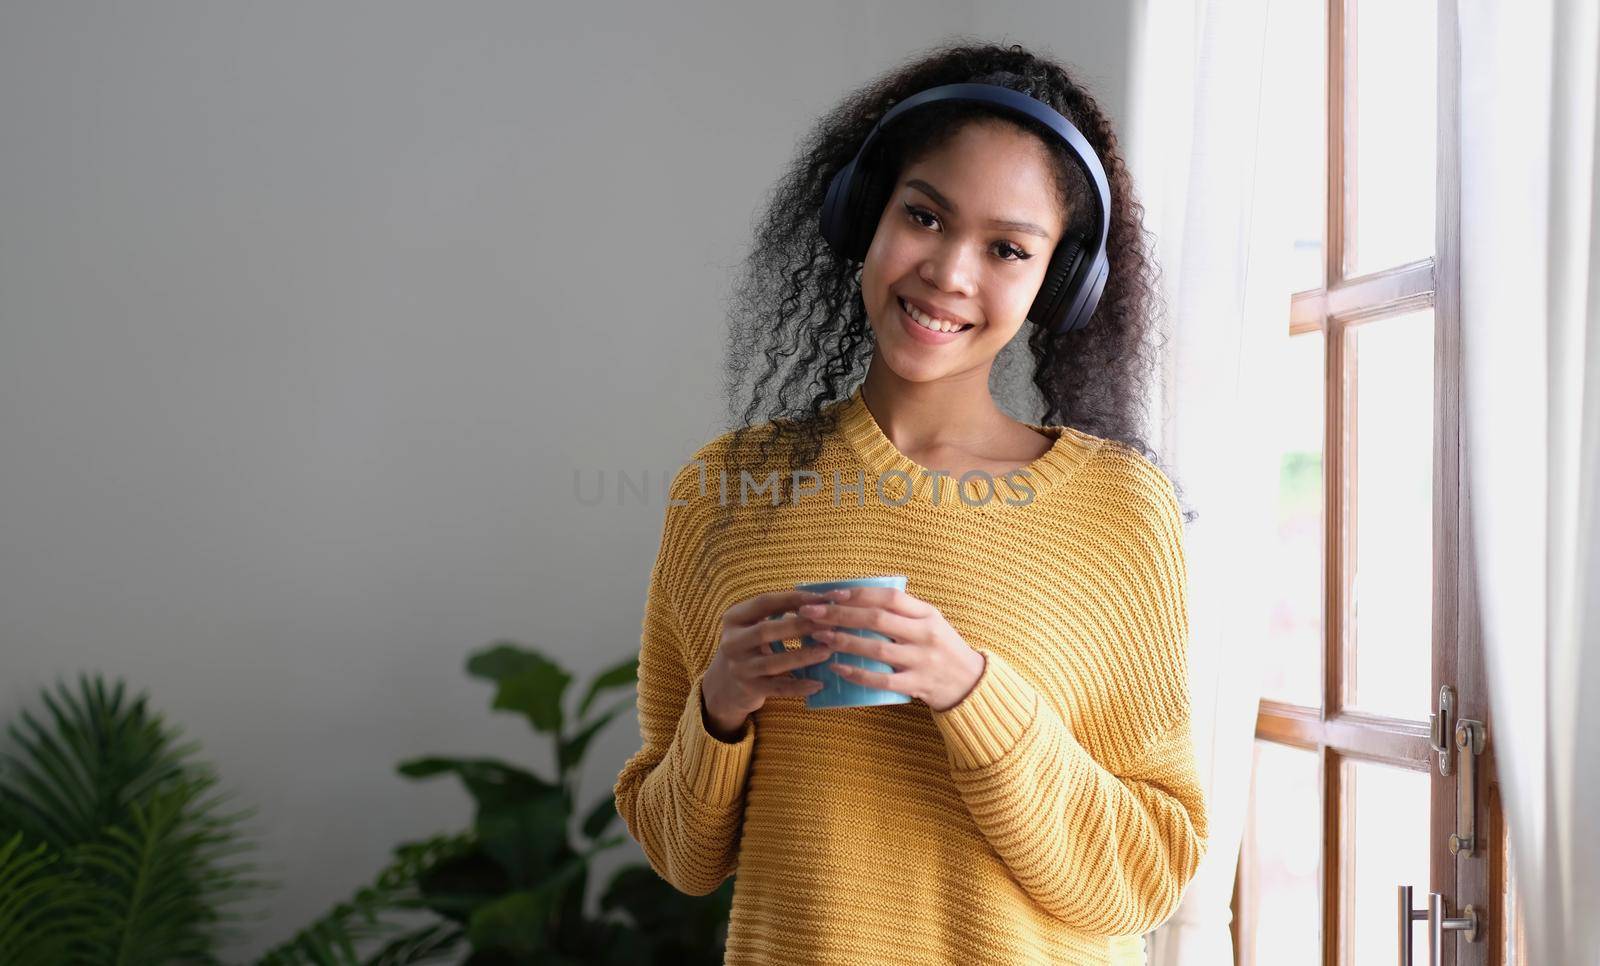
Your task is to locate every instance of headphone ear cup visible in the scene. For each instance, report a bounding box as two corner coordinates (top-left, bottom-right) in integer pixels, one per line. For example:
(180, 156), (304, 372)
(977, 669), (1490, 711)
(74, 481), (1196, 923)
(1031, 235), (1085, 331)
(821, 159), (859, 258)
(846, 157), (895, 260)
(1077, 259), (1109, 330)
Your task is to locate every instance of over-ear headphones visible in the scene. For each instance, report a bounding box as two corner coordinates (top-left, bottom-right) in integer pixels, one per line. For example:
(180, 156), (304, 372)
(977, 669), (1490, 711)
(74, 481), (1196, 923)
(819, 82), (1111, 335)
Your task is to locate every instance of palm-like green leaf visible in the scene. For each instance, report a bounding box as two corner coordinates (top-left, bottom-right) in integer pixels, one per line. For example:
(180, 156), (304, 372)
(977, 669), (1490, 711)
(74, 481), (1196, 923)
(0, 831), (77, 965)
(254, 832), (475, 966)
(59, 779), (225, 963)
(364, 921), (466, 965)
(0, 674), (194, 851)
(0, 673), (271, 965)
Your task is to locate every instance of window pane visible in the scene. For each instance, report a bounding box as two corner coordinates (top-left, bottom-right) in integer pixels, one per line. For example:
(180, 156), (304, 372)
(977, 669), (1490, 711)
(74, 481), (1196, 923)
(1346, 757), (1430, 965)
(1346, 308), (1433, 720)
(1282, 0), (1326, 293)
(1347, 0), (1437, 277)
(1262, 330), (1325, 708)
(1240, 741), (1321, 963)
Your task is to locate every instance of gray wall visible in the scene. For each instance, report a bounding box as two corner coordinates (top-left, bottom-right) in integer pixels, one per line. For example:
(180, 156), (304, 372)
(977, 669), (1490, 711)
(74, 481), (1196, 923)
(0, 2), (1133, 958)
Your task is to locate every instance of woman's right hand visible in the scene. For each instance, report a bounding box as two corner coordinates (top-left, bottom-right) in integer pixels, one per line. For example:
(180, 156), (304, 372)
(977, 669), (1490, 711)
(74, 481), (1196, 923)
(700, 589), (845, 740)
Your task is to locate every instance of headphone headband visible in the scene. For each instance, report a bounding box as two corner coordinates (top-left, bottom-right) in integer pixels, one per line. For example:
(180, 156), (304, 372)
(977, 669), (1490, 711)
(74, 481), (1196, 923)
(819, 82), (1112, 334)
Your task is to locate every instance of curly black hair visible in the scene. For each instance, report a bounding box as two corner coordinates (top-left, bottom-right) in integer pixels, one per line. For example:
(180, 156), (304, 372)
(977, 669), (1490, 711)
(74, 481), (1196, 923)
(692, 39), (1195, 582)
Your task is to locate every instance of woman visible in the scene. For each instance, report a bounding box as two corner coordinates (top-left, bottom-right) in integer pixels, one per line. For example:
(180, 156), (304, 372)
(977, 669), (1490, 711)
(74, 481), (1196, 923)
(614, 41), (1207, 965)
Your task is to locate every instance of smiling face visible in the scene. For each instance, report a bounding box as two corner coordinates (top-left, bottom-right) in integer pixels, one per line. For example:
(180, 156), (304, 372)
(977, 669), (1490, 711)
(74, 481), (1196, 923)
(859, 118), (1068, 383)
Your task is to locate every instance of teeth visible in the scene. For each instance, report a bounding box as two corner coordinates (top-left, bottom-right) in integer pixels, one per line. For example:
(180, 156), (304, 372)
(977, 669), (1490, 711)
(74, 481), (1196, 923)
(902, 298), (966, 333)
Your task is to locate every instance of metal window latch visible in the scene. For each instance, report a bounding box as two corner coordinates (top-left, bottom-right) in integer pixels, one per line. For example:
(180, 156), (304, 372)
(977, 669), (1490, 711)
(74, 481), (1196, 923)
(1449, 717), (1487, 855)
(1429, 685), (1488, 855)
(1430, 685), (1455, 776)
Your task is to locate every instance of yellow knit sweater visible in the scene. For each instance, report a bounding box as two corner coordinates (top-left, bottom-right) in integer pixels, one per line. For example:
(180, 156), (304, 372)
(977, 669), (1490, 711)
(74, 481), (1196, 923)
(613, 385), (1208, 965)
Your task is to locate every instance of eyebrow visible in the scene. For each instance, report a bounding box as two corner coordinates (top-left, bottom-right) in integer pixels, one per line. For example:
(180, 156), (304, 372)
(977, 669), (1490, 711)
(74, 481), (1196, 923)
(904, 178), (1053, 239)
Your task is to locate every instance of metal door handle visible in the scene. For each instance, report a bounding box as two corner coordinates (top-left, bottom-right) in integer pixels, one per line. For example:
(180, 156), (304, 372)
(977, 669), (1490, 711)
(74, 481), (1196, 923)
(1398, 885), (1479, 965)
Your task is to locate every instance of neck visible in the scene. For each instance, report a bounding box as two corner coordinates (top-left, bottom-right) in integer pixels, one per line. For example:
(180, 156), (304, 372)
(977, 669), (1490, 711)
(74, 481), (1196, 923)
(858, 359), (1015, 452)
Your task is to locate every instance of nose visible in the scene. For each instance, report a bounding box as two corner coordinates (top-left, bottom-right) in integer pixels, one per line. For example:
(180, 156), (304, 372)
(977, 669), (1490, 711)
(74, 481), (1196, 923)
(918, 240), (979, 298)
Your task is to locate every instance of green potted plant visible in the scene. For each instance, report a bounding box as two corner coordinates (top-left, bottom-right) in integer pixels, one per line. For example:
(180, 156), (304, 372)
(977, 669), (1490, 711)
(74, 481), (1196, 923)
(0, 673), (271, 965)
(258, 641), (735, 964)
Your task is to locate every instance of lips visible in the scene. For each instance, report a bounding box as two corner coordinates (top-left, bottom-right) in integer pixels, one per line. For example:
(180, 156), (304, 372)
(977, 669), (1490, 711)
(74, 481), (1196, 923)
(896, 297), (974, 345)
(898, 295), (975, 331)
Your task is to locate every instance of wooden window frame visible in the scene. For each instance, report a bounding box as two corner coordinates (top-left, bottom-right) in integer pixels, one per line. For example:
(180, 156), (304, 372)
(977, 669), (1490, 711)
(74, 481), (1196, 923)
(1229, 1), (1511, 964)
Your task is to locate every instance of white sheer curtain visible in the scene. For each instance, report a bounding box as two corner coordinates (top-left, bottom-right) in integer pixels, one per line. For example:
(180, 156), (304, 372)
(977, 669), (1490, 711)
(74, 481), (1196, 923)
(1129, 1), (1600, 963)
(1458, 3), (1600, 964)
(1129, 1), (1300, 963)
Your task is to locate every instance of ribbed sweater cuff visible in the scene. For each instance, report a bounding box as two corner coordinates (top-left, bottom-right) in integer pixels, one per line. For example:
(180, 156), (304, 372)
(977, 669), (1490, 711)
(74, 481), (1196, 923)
(672, 673), (755, 807)
(930, 649), (1040, 771)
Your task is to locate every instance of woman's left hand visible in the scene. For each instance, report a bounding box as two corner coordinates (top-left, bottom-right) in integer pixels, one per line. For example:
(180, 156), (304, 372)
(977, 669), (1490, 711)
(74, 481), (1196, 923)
(798, 587), (986, 712)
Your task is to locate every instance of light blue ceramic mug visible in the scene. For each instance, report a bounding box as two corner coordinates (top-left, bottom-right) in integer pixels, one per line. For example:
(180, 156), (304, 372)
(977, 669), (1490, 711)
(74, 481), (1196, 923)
(767, 574), (911, 709)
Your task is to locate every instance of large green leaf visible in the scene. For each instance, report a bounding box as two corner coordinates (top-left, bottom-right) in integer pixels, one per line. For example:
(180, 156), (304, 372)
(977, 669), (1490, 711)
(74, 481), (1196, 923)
(465, 643), (571, 734)
(558, 917), (652, 966)
(557, 696), (635, 774)
(394, 756), (568, 885)
(465, 889), (554, 954)
(578, 792), (619, 842)
(575, 656), (637, 720)
(473, 792), (568, 887)
(395, 757), (553, 813)
(413, 846), (510, 924)
(464, 839), (612, 958)
(462, 641), (544, 683)
(599, 866), (734, 964)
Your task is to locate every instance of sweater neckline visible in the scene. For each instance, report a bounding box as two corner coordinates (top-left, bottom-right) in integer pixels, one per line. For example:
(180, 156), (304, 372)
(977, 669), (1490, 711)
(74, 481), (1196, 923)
(832, 384), (1100, 506)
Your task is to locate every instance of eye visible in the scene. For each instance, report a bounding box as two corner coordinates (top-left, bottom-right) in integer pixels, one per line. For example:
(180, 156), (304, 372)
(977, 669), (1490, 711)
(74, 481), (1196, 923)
(905, 203), (939, 230)
(903, 203), (1034, 262)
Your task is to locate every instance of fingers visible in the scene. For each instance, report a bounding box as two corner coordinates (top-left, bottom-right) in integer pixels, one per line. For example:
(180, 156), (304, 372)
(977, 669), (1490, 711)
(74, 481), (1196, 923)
(826, 586), (931, 618)
(772, 674), (826, 697)
(737, 613), (823, 651)
(759, 640), (835, 676)
(756, 646), (832, 699)
(723, 589), (831, 628)
(720, 641), (830, 707)
(797, 602), (918, 642)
